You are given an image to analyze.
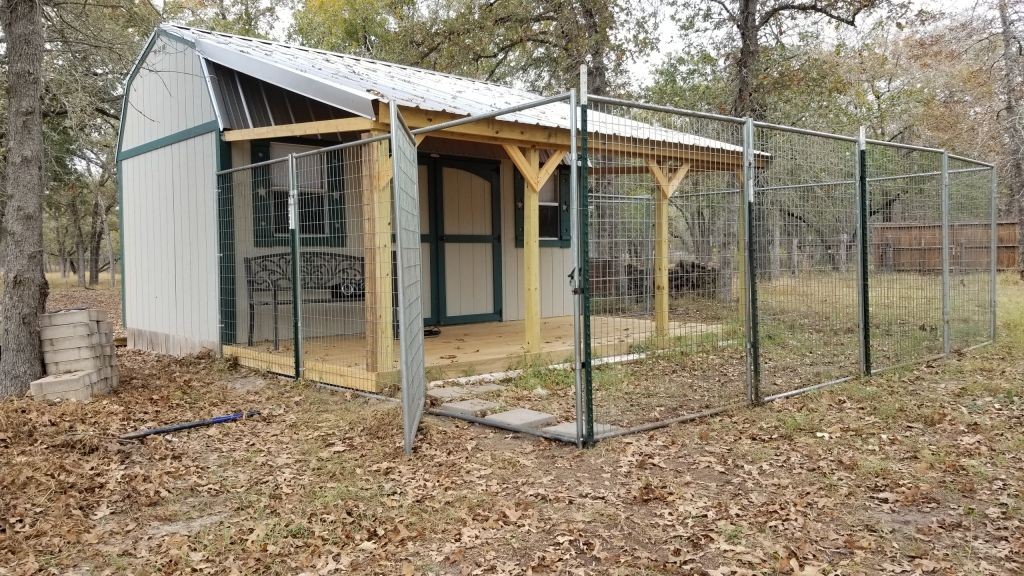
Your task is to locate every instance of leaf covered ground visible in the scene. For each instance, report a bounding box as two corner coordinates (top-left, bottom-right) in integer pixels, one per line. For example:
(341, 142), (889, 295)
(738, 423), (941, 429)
(1, 281), (1022, 575)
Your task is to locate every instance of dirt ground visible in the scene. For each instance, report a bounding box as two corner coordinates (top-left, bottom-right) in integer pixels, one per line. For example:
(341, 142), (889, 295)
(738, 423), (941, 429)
(1, 281), (1022, 575)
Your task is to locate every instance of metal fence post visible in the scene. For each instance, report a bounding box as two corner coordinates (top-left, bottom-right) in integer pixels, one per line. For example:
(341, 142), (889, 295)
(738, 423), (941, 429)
(569, 87), (584, 449)
(742, 118), (761, 404)
(990, 169), (998, 341)
(288, 153), (304, 378)
(856, 127), (871, 375)
(941, 151), (951, 355)
(578, 66), (595, 446)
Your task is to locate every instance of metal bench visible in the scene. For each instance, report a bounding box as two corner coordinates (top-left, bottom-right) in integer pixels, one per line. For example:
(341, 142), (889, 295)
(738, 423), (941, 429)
(244, 251), (365, 348)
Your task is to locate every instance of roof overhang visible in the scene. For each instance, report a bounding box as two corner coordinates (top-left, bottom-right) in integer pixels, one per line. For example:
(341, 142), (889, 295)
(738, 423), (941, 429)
(193, 37), (378, 119)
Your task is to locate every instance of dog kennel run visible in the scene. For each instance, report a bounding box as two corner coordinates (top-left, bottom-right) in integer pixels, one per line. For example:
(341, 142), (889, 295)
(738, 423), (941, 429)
(216, 81), (998, 451)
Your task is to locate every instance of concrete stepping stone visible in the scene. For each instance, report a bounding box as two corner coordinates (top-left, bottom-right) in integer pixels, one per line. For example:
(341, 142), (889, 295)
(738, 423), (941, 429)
(464, 383), (505, 394)
(426, 386), (468, 400)
(484, 408), (557, 429)
(540, 421), (622, 442)
(437, 398), (499, 418)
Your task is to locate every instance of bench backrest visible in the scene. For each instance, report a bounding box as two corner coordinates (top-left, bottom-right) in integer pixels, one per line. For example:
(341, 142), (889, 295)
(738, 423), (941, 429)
(244, 251), (365, 300)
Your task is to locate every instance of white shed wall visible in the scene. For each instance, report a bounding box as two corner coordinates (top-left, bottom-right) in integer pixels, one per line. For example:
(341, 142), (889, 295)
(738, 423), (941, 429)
(121, 34), (217, 150)
(498, 159), (574, 321)
(122, 132), (220, 354)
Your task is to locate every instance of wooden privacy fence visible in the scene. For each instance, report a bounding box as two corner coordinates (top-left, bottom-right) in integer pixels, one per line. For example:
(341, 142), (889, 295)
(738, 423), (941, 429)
(871, 220), (1018, 272)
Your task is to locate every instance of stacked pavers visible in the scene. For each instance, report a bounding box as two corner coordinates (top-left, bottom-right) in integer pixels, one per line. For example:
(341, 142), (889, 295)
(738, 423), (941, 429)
(29, 309), (118, 401)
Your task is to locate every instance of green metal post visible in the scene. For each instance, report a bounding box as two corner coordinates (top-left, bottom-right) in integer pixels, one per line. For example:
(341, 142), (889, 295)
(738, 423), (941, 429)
(579, 66), (594, 447)
(742, 118), (761, 404)
(288, 154), (304, 378)
(857, 127), (871, 375)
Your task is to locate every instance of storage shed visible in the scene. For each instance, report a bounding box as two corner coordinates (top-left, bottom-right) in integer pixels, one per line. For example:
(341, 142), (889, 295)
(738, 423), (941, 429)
(116, 25), (746, 391)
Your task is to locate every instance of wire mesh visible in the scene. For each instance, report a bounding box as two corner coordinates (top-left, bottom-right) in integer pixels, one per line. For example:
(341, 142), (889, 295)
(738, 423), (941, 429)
(947, 158), (995, 350)
(292, 139), (399, 394)
(217, 156), (300, 378)
(584, 100), (748, 435)
(864, 143), (945, 371)
(752, 126), (860, 398)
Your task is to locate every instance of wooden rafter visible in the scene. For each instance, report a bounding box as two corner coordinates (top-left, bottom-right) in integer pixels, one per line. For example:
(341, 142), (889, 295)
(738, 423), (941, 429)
(646, 159), (691, 199)
(222, 117), (375, 142)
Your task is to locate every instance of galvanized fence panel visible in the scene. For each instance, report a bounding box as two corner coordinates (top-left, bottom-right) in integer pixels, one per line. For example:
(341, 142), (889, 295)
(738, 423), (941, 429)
(864, 142), (946, 372)
(946, 157), (996, 350)
(391, 108), (426, 454)
(216, 156), (301, 378)
(751, 124), (861, 399)
(292, 136), (398, 395)
(582, 97), (749, 438)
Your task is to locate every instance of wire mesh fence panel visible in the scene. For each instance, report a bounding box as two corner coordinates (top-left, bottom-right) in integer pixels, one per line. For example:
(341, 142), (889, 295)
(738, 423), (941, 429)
(751, 127), (860, 397)
(217, 157), (302, 378)
(290, 139), (400, 395)
(392, 109), (426, 454)
(947, 159), (995, 350)
(865, 143), (945, 371)
(584, 99), (749, 435)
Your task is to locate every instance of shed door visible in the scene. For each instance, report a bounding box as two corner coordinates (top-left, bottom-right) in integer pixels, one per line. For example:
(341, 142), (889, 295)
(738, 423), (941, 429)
(437, 160), (501, 324)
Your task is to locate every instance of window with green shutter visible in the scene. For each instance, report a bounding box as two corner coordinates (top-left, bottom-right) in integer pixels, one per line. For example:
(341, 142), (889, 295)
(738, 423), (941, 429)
(514, 165), (571, 248)
(252, 141), (345, 248)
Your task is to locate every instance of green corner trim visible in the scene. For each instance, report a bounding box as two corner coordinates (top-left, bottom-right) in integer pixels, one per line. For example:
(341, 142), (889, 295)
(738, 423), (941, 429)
(117, 120), (220, 161)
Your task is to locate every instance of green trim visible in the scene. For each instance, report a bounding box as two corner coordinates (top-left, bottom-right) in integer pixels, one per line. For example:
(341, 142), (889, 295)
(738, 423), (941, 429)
(217, 137), (236, 345)
(431, 156), (503, 325)
(116, 160), (126, 331)
(117, 120), (220, 161)
(514, 166), (572, 248)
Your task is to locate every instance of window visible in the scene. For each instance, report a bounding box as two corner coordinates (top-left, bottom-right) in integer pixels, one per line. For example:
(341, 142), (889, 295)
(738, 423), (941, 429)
(270, 189), (328, 237)
(515, 165), (571, 248)
(251, 141), (345, 248)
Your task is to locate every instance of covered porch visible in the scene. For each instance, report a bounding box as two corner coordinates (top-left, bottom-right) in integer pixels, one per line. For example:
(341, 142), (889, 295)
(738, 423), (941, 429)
(222, 315), (722, 392)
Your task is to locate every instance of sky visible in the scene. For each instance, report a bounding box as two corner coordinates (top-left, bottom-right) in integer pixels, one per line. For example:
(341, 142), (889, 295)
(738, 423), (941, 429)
(153, 0), (992, 89)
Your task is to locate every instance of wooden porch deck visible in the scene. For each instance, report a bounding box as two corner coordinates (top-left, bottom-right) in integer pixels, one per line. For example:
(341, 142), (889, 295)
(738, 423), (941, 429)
(223, 315), (721, 393)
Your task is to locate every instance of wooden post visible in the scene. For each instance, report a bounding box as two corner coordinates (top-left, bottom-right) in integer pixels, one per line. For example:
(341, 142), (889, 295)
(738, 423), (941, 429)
(522, 148), (541, 354)
(646, 160), (690, 340)
(361, 134), (394, 372)
(502, 145), (567, 355)
(735, 168), (747, 325)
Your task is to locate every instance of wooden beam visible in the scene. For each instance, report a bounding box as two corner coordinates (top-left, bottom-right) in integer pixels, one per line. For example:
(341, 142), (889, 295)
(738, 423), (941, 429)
(537, 149), (568, 190)
(360, 134), (394, 372)
(414, 134), (427, 147)
(651, 161), (691, 339)
(376, 103), (755, 169)
(502, 144), (538, 190)
(522, 147), (542, 354)
(222, 117), (375, 142)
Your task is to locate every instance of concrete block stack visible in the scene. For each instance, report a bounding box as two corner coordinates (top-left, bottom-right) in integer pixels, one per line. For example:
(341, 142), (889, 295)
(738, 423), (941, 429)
(29, 309), (119, 401)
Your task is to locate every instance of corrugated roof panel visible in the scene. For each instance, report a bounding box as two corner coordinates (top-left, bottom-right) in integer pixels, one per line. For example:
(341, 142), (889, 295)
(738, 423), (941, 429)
(164, 24), (742, 153)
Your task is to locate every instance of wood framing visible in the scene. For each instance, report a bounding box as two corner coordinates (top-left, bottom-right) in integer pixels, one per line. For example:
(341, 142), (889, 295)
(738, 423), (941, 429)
(377, 103), (754, 169)
(222, 117), (375, 141)
(501, 144), (566, 354)
(361, 134), (395, 372)
(648, 160), (691, 338)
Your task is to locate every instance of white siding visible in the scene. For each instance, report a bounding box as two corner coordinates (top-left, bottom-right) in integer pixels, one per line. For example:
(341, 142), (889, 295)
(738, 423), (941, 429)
(122, 132), (219, 354)
(121, 35), (216, 150)
(499, 159), (574, 321)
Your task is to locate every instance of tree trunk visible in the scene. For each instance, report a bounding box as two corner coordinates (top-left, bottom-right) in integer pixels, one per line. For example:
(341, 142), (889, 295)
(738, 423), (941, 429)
(88, 192), (102, 286)
(997, 0), (1024, 276)
(732, 0), (761, 119)
(70, 197), (87, 288)
(0, 0), (48, 398)
(98, 190), (116, 288)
